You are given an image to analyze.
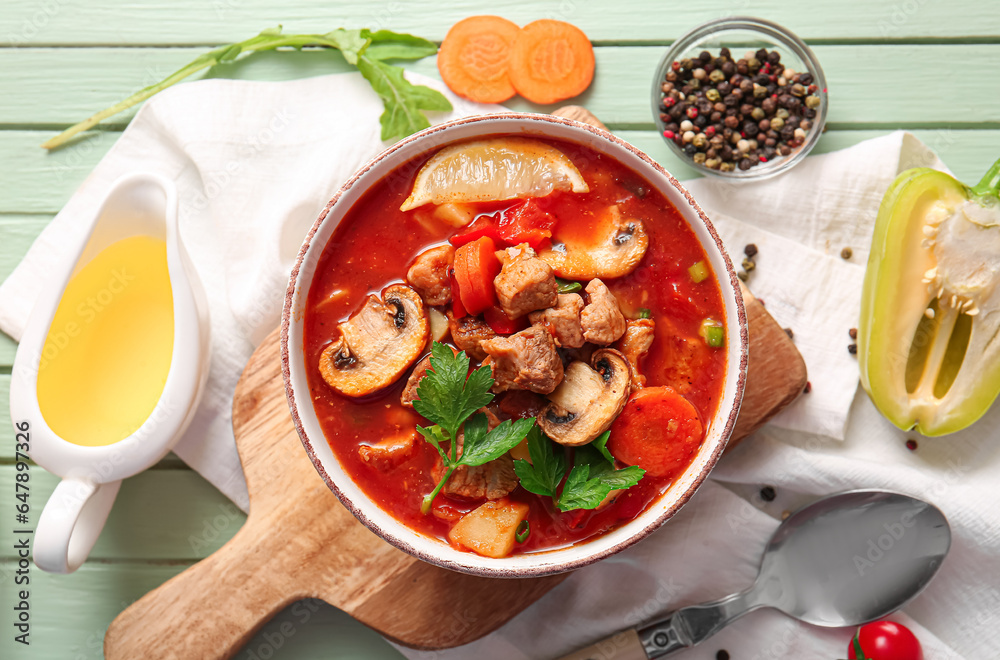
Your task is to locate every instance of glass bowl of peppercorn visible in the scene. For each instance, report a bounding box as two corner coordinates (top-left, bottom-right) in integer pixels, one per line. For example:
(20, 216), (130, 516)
(652, 16), (828, 180)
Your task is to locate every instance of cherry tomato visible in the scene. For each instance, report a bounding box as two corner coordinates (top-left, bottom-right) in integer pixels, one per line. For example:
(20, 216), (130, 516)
(848, 621), (923, 660)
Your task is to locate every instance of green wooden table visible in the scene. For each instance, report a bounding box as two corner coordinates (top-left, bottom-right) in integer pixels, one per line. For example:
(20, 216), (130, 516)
(1, 2), (997, 657)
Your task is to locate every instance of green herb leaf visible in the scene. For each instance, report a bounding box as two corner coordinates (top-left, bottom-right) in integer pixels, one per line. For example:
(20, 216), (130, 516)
(41, 24), (444, 150)
(592, 430), (615, 466)
(555, 449), (645, 512)
(459, 415), (536, 467)
(638, 307), (652, 319)
(415, 425), (449, 462)
(412, 343), (493, 442)
(513, 425), (567, 497)
(322, 27), (371, 65)
(556, 277), (583, 294)
(356, 55), (453, 141)
(362, 29), (439, 61)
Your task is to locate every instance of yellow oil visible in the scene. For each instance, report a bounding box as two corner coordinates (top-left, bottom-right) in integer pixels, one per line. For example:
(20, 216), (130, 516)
(36, 235), (174, 447)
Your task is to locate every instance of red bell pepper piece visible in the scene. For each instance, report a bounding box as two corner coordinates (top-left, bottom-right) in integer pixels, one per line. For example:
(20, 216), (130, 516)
(483, 305), (529, 335)
(449, 217), (502, 247)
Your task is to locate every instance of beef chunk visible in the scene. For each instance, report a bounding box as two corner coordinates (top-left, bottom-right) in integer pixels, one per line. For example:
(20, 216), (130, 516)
(431, 409), (518, 500)
(497, 390), (548, 419)
(581, 279), (627, 345)
(615, 318), (655, 389)
(481, 325), (564, 394)
(528, 293), (585, 348)
(493, 245), (558, 319)
(447, 311), (497, 361)
(407, 245), (454, 306)
(400, 354), (432, 407)
(358, 433), (417, 471)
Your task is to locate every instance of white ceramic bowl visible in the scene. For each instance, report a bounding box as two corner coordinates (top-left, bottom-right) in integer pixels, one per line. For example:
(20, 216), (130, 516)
(282, 113), (748, 578)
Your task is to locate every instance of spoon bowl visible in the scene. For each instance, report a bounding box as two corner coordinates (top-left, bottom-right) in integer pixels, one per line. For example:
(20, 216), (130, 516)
(762, 490), (950, 627)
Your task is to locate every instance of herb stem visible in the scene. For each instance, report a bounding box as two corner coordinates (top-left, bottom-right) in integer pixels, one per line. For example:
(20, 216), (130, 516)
(421, 465), (456, 514)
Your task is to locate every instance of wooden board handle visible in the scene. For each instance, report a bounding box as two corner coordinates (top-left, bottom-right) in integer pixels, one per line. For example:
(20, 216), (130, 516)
(104, 521), (302, 660)
(558, 628), (648, 660)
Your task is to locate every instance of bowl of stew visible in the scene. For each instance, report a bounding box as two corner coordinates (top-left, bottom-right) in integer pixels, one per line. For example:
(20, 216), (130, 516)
(282, 113), (748, 577)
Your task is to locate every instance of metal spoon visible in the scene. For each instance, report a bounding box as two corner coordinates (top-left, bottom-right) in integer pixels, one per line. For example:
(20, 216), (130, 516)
(561, 490), (951, 660)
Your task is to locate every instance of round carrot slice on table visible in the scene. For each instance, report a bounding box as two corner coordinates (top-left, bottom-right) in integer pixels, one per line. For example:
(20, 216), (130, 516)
(508, 19), (595, 104)
(608, 387), (705, 479)
(438, 15), (521, 103)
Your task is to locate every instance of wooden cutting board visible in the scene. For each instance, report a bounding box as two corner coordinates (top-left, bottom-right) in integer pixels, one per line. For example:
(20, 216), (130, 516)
(104, 109), (807, 659)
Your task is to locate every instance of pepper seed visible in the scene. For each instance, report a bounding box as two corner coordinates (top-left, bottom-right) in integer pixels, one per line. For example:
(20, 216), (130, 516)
(841, 246), (853, 260)
(759, 485), (776, 502)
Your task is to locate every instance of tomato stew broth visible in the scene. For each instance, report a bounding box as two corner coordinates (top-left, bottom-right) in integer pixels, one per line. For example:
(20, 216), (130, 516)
(304, 138), (727, 555)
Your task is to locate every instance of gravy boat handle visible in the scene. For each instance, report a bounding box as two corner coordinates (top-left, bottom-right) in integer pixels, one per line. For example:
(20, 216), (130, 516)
(34, 476), (121, 573)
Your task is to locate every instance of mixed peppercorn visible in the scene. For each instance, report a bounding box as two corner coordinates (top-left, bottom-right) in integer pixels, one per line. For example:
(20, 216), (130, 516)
(658, 47), (823, 172)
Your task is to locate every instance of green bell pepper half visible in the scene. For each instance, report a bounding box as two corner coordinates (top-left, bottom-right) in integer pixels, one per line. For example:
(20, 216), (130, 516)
(859, 156), (1000, 436)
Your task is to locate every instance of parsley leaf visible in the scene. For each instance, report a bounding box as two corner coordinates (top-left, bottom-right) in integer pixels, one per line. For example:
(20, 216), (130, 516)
(413, 342), (533, 513)
(513, 425), (567, 498)
(460, 415), (537, 467)
(592, 430), (615, 466)
(555, 448), (645, 512)
(412, 343), (493, 443)
(514, 426), (646, 512)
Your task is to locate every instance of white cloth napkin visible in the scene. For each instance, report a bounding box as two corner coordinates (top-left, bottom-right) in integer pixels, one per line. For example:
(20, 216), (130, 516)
(2, 73), (992, 658)
(0, 72), (504, 510)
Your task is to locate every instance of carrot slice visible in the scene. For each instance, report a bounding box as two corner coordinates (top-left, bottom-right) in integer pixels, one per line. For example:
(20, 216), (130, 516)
(508, 20), (595, 104)
(454, 236), (502, 315)
(607, 387), (704, 479)
(438, 16), (521, 103)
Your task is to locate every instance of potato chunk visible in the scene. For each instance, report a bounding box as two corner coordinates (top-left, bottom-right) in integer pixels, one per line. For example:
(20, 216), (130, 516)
(448, 499), (530, 559)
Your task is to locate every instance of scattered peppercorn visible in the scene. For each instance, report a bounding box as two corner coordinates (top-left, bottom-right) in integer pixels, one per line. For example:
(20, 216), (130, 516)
(717, 651), (731, 660)
(803, 380), (812, 394)
(659, 48), (822, 172)
(841, 246), (853, 260)
(744, 243), (758, 258)
(737, 269), (748, 281)
(784, 327), (794, 339)
(906, 439), (918, 451)
(741, 257), (756, 272)
(849, 327), (858, 340)
(760, 485), (777, 502)
(848, 343), (858, 354)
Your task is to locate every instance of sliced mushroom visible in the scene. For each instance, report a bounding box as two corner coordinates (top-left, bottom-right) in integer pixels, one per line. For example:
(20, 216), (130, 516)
(319, 284), (429, 397)
(537, 205), (649, 279)
(538, 348), (632, 446)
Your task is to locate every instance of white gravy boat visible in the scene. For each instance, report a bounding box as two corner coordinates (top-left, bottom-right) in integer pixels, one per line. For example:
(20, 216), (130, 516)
(10, 172), (210, 573)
